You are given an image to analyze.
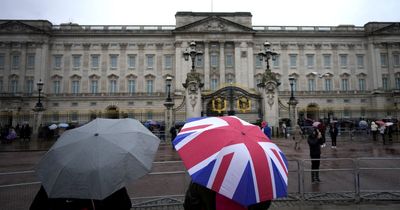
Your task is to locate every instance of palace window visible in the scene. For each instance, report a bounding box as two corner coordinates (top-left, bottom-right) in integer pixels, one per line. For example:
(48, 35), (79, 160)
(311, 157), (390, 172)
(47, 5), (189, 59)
(211, 78), (219, 91)
(109, 79), (117, 93)
(146, 79), (153, 94)
(164, 55), (172, 69)
(91, 80), (98, 94)
(382, 77), (389, 90)
(53, 55), (62, 69)
(12, 54), (20, 69)
(289, 54), (297, 68)
(226, 54), (234, 67)
(325, 79), (332, 91)
(340, 54), (348, 68)
(26, 79), (33, 94)
(394, 53), (400, 67)
(72, 55), (81, 69)
(341, 78), (349, 91)
(255, 55), (262, 68)
(196, 55), (203, 67)
(72, 80), (80, 94)
(306, 54), (314, 68)
(357, 54), (364, 69)
(308, 79), (315, 91)
(91, 55), (100, 69)
(358, 78), (366, 91)
(53, 80), (61, 94)
(146, 54), (154, 69)
(210, 53), (219, 68)
(128, 79), (136, 94)
(323, 54), (331, 68)
(128, 54), (136, 69)
(27, 54), (35, 69)
(0, 54), (4, 69)
(273, 55), (280, 68)
(10, 78), (18, 93)
(380, 53), (388, 67)
(110, 54), (118, 69)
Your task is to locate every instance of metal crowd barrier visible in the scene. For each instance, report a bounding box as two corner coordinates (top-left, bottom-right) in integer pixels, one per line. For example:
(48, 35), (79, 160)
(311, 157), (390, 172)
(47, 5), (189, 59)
(1, 158), (400, 209)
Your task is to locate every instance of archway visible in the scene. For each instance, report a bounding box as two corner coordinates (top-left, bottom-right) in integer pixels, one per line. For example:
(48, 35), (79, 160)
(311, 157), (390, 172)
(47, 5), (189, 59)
(306, 103), (320, 121)
(105, 105), (119, 119)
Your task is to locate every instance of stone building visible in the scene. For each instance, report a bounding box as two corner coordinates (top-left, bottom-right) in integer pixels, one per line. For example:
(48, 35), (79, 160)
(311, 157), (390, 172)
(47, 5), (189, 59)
(0, 12), (399, 130)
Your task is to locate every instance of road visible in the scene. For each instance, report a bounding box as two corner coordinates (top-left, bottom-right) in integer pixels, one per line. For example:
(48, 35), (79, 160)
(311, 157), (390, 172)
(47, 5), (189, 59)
(0, 134), (400, 209)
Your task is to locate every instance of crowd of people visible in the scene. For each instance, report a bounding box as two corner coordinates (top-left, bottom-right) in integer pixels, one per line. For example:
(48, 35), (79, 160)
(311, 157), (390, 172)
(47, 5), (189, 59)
(0, 123), (31, 144)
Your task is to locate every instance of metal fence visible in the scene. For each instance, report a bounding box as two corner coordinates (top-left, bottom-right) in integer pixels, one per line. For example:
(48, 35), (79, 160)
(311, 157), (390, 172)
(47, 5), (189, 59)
(1, 158), (400, 209)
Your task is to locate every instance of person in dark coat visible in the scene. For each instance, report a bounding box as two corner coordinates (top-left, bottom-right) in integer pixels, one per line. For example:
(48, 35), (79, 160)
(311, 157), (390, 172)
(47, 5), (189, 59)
(170, 125), (177, 148)
(184, 181), (271, 210)
(328, 122), (338, 149)
(308, 127), (323, 183)
(30, 186), (131, 210)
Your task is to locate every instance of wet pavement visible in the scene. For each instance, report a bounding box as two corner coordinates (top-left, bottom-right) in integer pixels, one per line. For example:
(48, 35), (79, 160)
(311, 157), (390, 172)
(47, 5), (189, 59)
(1, 133), (400, 209)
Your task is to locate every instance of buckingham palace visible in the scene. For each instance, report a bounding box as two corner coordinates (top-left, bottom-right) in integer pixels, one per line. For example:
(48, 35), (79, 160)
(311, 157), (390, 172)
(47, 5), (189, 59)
(0, 11), (399, 131)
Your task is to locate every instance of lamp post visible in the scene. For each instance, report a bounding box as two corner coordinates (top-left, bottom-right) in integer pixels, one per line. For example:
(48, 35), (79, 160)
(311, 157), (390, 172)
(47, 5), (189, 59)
(34, 79), (44, 111)
(183, 41), (203, 73)
(164, 76), (175, 143)
(32, 79), (45, 136)
(182, 41), (203, 119)
(288, 77), (298, 129)
(258, 41), (278, 72)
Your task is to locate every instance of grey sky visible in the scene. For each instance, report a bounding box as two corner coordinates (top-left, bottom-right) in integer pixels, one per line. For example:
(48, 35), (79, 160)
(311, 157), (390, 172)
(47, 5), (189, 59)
(1, 0), (399, 26)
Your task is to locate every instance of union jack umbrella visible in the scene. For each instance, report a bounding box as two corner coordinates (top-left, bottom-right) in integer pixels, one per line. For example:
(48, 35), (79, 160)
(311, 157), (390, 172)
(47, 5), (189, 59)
(173, 116), (288, 207)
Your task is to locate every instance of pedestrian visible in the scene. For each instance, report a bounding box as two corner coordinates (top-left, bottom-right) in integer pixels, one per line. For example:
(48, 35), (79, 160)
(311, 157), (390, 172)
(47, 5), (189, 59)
(281, 122), (287, 139)
(292, 125), (303, 150)
(170, 125), (177, 149)
(317, 119), (326, 148)
(370, 121), (378, 141)
(184, 181), (271, 210)
(329, 122), (338, 149)
(379, 124), (386, 145)
(30, 185), (132, 210)
(261, 121), (271, 140)
(307, 127), (323, 183)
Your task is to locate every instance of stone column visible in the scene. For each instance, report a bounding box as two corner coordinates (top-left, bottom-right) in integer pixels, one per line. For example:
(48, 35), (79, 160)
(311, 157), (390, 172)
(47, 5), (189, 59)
(183, 72), (203, 119)
(219, 42), (225, 84)
(204, 42), (210, 90)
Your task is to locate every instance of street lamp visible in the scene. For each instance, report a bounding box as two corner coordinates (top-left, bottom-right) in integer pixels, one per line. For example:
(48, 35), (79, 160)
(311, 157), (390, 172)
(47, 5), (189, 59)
(258, 41), (278, 71)
(34, 79), (45, 111)
(183, 41), (203, 72)
(288, 77), (298, 129)
(164, 76), (175, 143)
(165, 76), (173, 103)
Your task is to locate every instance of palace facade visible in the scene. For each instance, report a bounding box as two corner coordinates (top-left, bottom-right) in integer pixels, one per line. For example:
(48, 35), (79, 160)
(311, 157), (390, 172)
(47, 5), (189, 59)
(0, 12), (399, 128)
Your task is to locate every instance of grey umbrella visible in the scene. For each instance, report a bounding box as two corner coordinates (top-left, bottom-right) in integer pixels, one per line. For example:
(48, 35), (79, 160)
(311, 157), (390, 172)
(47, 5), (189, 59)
(36, 118), (160, 199)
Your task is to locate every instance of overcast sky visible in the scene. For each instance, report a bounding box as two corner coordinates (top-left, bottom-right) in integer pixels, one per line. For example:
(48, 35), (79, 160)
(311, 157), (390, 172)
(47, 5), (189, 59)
(1, 0), (399, 26)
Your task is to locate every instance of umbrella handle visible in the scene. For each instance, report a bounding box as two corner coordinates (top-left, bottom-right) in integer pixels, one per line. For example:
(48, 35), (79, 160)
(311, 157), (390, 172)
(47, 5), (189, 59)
(91, 199), (96, 210)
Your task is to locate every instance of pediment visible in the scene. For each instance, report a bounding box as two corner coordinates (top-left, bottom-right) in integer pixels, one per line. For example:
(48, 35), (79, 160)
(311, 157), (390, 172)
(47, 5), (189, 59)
(174, 16), (254, 33)
(0, 20), (48, 34)
(373, 23), (400, 34)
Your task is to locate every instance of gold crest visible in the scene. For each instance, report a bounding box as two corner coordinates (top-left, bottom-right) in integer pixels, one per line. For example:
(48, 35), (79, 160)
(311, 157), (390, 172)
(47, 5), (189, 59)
(212, 97), (227, 113)
(237, 96), (251, 113)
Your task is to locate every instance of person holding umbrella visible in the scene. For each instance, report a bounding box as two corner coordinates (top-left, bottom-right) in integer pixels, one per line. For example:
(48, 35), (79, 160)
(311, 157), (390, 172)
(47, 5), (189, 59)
(32, 118), (160, 210)
(174, 116), (288, 209)
(308, 125), (323, 183)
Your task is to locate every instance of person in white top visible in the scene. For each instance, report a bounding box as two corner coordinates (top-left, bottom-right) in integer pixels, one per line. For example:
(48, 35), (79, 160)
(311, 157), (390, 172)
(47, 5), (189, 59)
(370, 122), (378, 141)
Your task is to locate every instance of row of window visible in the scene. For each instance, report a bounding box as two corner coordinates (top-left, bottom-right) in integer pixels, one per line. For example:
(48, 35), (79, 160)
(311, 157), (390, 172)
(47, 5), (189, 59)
(0, 54), (36, 69)
(255, 53), (400, 69)
(1, 52), (399, 71)
(2, 76), (400, 94)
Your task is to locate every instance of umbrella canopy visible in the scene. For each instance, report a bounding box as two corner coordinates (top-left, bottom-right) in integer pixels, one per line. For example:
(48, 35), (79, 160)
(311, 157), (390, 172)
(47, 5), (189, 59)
(36, 118), (160, 200)
(376, 120), (385, 125)
(173, 116), (288, 207)
(48, 124), (58, 130)
(58, 123), (69, 128)
(385, 122), (394, 126)
(312, 121), (321, 127)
